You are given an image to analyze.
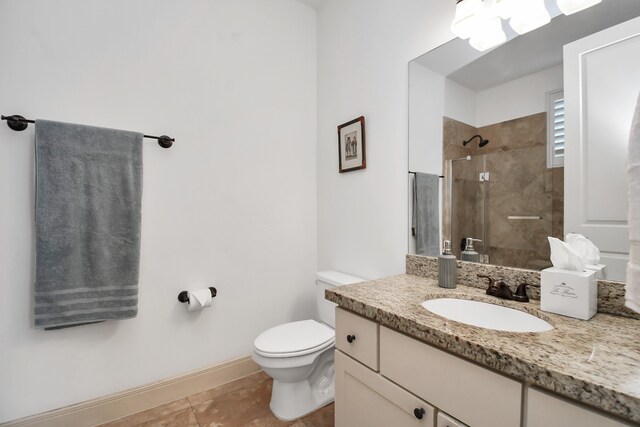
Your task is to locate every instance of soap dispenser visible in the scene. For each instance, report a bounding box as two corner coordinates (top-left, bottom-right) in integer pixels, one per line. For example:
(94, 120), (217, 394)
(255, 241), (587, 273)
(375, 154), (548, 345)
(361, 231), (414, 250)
(438, 240), (457, 289)
(461, 238), (481, 262)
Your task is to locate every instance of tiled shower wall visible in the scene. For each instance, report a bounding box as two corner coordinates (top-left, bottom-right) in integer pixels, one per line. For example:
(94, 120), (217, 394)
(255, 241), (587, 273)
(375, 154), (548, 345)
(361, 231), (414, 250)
(442, 113), (564, 270)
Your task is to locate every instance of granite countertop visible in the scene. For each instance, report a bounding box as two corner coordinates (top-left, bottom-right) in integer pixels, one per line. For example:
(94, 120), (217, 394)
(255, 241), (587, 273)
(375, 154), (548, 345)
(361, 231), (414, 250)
(326, 274), (640, 424)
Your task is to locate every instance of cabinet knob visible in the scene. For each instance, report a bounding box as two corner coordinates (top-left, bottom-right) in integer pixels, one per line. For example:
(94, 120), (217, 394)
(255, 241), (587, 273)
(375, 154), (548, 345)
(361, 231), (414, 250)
(346, 334), (356, 343)
(413, 407), (425, 420)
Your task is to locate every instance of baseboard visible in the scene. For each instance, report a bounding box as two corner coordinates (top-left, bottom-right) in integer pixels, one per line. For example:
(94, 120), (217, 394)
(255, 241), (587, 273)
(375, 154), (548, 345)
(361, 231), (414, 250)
(2, 356), (260, 427)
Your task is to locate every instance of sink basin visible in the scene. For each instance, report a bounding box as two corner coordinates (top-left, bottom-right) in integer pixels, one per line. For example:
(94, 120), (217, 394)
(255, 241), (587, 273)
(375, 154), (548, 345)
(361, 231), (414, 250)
(421, 298), (553, 332)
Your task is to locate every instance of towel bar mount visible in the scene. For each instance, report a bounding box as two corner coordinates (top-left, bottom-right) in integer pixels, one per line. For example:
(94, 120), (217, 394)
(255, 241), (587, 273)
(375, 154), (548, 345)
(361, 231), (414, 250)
(1, 114), (174, 148)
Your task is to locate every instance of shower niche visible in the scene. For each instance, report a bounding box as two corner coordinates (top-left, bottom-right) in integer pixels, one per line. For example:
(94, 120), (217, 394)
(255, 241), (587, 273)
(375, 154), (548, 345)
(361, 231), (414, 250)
(442, 114), (564, 271)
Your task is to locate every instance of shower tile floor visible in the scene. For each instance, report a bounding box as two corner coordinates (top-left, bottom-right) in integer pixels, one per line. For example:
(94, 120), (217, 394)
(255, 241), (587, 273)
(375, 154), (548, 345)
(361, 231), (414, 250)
(98, 371), (334, 427)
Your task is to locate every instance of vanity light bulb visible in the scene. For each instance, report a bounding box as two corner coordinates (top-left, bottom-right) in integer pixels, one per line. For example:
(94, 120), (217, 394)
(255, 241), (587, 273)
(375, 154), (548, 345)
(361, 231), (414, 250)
(451, 0), (484, 40)
(556, 0), (602, 15)
(492, 0), (519, 19)
(469, 16), (507, 52)
(508, 0), (551, 35)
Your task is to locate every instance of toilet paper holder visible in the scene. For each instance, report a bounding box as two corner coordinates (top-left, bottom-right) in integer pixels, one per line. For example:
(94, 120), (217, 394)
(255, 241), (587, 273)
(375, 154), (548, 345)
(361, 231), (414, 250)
(177, 287), (217, 303)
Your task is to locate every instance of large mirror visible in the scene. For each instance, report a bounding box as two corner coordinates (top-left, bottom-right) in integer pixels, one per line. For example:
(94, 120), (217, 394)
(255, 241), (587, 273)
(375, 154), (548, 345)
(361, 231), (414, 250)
(408, 0), (640, 282)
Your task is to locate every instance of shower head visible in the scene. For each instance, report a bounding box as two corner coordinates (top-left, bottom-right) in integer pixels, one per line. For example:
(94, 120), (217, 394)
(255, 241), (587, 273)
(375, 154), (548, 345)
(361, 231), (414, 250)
(463, 134), (489, 148)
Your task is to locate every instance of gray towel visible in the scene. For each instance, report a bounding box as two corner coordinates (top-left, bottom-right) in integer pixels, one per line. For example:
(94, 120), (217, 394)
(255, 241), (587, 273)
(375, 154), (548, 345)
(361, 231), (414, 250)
(34, 120), (143, 329)
(413, 172), (440, 256)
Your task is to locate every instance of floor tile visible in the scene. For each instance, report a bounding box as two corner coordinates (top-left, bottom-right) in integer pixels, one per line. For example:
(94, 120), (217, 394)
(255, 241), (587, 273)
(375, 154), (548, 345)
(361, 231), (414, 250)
(100, 371), (335, 427)
(292, 403), (334, 427)
(138, 407), (199, 427)
(192, 376), (280, 426)
(188, 371), (270, 407)
(98, 398), (191, 427)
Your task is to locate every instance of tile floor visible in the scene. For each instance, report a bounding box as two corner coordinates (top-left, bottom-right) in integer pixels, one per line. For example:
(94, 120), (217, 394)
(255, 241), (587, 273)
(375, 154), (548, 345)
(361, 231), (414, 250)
(98, 371), (335, 427)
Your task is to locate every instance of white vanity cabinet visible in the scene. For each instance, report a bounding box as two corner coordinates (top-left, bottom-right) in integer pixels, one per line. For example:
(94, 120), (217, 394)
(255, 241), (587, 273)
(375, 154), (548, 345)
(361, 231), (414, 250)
(437, 412), (468, 427)
(380, 326), (521, 427)
(334, 307), (635, 427)
(526, 388), (631, 427)
(334, 308), (519, 427)
(335, 351), (436, 426)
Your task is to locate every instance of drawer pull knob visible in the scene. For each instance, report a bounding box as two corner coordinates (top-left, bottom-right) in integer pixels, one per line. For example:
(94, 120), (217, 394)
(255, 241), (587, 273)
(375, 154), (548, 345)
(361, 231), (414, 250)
(413, 407), (425, 420)
(346, 334), (356, 343)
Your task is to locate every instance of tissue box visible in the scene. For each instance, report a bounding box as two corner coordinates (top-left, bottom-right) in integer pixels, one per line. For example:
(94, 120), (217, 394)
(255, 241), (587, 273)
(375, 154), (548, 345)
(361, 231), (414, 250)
(540, 268), (597, 320)
(585, 264), (606, 280)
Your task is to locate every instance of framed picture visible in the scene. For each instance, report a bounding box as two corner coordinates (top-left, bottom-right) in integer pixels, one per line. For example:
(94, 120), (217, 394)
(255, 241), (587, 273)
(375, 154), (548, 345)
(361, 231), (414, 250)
(337, 116), (366, 173)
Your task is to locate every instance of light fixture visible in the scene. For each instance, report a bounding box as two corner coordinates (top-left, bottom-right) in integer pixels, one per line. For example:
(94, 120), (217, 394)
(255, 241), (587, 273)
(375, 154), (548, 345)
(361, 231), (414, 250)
(556, 0), (602, 15)
(492, 0), (518, 19)
(469, 15), (506, 51)
(508, 0), (551, 35)
(451, 0), (484, 39)
(451, 0), (601, 52)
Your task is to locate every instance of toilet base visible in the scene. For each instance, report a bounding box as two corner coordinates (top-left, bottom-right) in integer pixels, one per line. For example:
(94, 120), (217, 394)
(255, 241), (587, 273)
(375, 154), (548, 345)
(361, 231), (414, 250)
(269, 379), (333, 421)
(265, 348), (335, 421)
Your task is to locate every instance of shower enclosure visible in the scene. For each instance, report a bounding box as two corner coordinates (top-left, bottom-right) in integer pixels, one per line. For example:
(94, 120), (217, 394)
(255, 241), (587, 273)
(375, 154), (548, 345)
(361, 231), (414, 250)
(445, 148), (562, 271)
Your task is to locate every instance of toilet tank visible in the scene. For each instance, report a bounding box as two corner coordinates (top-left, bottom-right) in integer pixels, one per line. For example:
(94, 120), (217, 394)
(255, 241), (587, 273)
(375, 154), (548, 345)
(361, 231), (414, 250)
(316, 270), (365, 328)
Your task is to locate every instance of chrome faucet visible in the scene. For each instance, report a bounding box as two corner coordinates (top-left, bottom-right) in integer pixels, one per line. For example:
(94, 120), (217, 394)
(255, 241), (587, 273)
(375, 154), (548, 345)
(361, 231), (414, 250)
(477, 274), (535, 302)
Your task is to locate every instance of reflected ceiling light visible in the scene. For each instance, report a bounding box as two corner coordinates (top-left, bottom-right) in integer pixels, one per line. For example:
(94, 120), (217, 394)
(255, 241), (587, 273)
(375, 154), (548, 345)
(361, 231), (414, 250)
(557, 0), (602, 15)
(469, 16), (506, 51)
(451, 0), (484, 39)
(451, 0), (600, 52)
(492, 0), (518, 19)
(508, 0), (550, 35)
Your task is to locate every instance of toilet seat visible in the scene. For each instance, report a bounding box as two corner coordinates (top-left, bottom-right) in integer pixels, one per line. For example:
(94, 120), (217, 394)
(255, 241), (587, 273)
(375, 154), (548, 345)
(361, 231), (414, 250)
(254, 319), (335, 358)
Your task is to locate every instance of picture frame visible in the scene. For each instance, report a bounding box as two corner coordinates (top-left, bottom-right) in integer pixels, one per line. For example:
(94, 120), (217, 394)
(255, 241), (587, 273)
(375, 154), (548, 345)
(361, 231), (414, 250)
(337, 116), (366, 173)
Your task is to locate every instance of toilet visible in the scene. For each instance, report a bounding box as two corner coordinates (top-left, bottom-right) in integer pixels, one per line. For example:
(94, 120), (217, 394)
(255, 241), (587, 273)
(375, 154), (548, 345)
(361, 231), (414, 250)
(252, 271), (364, 421)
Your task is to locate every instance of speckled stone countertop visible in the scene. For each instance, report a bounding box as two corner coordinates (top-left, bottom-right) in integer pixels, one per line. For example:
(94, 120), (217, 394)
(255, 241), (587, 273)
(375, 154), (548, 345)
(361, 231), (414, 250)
(326, 274), (640, 424)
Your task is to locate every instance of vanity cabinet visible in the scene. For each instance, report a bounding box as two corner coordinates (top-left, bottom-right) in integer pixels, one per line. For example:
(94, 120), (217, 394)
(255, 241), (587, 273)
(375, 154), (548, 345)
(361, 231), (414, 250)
(380, 326), (521, 427)
(334, 307), (634, 427)
(436, 412), (468, 427)
(334, 308), (518, 427)
(335, 307), (379, 371)
(335, 350), (435, 426)
(526, 388), (631, 427)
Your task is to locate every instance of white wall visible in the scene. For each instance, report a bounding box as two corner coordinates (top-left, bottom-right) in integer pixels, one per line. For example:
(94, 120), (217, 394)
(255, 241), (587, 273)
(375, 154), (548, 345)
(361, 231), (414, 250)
(0, 0), (317, 422)
(316, 0), (455, 279)
(444, 78), (477, 126)
(476, 65), (563, 127)
(409, 62), (446, 175)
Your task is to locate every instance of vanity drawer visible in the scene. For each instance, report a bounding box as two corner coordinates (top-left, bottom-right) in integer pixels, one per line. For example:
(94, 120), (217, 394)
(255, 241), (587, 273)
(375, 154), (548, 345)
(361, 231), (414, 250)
(335, 350), (435, 427)
(379, 327), (521, 427)
(335, 308), (379, 371)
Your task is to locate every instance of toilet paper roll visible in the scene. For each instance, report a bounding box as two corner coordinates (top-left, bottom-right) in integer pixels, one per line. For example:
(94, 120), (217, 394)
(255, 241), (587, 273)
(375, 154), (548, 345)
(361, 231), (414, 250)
(187, 289), (213, 312)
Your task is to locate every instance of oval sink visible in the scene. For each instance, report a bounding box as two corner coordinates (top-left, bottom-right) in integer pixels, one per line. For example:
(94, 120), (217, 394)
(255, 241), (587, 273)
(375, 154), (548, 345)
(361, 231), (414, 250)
(421, 298), (553, 333)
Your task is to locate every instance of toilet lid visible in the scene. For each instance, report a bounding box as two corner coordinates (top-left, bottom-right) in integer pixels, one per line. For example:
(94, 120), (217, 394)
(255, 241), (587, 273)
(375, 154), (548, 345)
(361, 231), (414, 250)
(254, 319), (334, 357)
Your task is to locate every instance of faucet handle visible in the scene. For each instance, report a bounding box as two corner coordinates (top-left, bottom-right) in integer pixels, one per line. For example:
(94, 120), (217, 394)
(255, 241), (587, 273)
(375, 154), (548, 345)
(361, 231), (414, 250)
(513, 282), (533, 302)
(478, 274), (499, 296)
(477, 274), (494, 286)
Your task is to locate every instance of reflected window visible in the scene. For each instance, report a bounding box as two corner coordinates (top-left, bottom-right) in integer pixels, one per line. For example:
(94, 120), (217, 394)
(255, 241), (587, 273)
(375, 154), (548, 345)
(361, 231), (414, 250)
(548, 89), (565, 168)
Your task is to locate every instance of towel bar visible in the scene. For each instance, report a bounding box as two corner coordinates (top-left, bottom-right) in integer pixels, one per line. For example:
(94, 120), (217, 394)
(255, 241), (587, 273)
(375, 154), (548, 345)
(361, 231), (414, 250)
(507, 216), (542, 220)
(408, 171), (444, 178)
(1, 114), (175, 148)
(177, 287), (217, 303)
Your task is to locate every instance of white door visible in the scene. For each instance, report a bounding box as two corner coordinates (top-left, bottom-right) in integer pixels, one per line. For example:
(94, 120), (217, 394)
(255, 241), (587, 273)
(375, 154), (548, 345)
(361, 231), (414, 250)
(564, 17), (640, 281)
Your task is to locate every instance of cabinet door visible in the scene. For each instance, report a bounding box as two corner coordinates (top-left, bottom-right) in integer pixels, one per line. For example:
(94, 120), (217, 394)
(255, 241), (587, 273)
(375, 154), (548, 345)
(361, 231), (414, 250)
(335, 350), (435, 427)
(379, 327), (521, 427)
(526, 388), (633, 427)
(437, 412), (468, 427)
(564, 16), (640, 281)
